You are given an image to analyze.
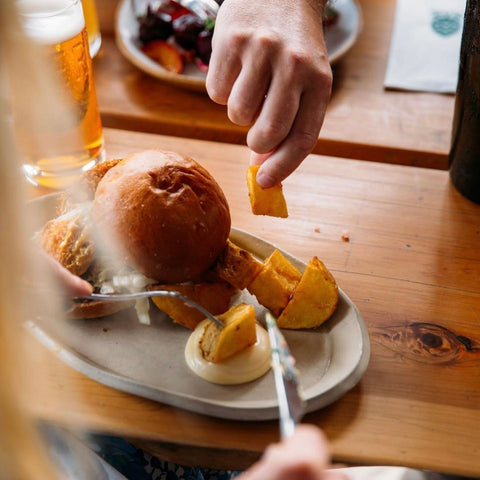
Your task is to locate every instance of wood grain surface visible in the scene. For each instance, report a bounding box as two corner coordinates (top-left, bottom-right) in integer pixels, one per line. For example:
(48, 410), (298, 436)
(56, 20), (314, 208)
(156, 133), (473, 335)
(23, 128), (480, 477)
(92, 0), (455, 169)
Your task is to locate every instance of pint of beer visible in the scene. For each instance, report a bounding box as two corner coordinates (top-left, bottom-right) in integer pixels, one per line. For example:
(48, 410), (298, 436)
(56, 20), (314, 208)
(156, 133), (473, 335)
(11, 0), (104, 189)
(81, 0), (102, 58)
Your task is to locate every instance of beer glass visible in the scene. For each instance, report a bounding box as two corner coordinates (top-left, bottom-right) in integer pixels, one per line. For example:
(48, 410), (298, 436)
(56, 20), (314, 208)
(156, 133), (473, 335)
(12, 0), (104, 189)
(81, 0), (102, 58)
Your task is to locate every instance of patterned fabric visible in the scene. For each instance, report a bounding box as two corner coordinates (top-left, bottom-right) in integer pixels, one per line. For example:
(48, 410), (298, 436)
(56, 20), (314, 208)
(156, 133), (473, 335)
(88, 434), (242, 480)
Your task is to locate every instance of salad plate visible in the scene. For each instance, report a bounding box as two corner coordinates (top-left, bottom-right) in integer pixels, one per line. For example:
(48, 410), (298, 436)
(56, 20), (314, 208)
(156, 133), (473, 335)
(27, 193), (370, 421)
(115, 0), (363, 92)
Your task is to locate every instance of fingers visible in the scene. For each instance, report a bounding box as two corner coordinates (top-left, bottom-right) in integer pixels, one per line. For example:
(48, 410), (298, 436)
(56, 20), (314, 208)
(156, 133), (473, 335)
(206, 3), (250, 105)
(238, 425), (334, 480)
(250, 151), (278, 189)
(207, 28), (272, 125)
(252, 75), (331, 188)
(207, 0), (332, 187)
(250, 151), (272, 166)
(37, 249), (93, 297)
(246, 51), (305, 155)
(50, 259), (93, 296)
(275, 424), (332, 472)
(214, 53), (331, 189)
(205, 29), (243, 105)
(226, 46), (272, 126)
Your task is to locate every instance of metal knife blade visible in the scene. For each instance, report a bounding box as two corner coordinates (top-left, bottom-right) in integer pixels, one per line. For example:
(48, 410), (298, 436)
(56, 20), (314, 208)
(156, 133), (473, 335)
(265, 311), (305, 439)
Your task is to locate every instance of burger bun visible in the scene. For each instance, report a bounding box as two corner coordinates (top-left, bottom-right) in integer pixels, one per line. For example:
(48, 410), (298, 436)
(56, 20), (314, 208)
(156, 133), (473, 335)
(93, 150), (231, 283)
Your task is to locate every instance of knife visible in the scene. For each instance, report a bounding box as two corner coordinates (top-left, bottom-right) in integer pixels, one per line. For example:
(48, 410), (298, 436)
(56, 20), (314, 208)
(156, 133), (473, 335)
(265, 311), (305, 439)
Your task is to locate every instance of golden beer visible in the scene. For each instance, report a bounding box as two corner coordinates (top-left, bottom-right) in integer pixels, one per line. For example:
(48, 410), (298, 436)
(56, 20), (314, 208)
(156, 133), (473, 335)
(13, 0), (104, 189)
(81, 0), (102, 57)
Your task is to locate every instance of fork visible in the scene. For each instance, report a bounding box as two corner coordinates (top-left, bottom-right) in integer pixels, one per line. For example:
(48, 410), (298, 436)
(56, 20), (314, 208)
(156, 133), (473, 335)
(81, 290), (224, 328)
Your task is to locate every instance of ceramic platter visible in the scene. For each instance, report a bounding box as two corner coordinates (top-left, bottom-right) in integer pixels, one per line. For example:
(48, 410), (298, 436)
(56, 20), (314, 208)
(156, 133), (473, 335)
(115, 0), (363, 92)
(27, 193), (369, 421)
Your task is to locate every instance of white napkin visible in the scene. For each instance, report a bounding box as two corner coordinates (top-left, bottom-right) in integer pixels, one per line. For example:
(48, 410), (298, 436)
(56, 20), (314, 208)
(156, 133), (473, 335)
(333, 466), (447, 480)
(384, 0), (466, 93)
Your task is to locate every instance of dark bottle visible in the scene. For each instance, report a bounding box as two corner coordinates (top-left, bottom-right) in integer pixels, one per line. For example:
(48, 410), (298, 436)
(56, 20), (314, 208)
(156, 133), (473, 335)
(449, 0), (480, 204)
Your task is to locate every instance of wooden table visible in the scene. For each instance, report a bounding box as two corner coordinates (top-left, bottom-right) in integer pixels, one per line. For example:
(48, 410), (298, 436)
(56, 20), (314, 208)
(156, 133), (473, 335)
(25, 128), (480, 478)
(22, 0), (480, 476)
(93, 0), (455, 170)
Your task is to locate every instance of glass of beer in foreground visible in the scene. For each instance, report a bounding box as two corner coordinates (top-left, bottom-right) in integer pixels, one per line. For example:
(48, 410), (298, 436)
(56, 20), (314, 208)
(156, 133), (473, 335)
(12, 0), (104, 189)
(81, 0), (102, 58)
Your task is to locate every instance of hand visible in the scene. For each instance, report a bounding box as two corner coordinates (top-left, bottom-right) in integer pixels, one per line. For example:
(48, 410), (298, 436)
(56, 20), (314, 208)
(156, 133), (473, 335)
(38, 249), (93, 297)
(206, 0), (332, 188)
(237, 425), (347, 480)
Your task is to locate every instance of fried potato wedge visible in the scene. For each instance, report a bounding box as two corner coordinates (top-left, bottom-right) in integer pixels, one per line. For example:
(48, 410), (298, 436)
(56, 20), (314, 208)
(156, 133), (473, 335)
(150, 281), (236, 330)
(199, 303), (257, 363)
(247, 165), (288, 218)
(277, 256), (339, 329)
(247, 249), (301, 316)
(213, 240), (263, 290)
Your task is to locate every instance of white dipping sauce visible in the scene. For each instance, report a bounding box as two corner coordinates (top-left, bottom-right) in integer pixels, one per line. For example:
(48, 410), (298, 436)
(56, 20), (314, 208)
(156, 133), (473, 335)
(185, 319), (271, 385)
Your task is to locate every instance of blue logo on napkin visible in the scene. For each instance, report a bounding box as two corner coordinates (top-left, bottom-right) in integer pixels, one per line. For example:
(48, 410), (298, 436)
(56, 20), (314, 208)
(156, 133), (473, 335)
(431, 11), (462, 36)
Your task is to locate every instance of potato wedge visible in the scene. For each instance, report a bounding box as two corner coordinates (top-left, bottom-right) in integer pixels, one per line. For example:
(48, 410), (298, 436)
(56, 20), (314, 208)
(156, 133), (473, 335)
(277, 256), (339, 329)
(199, 303), (257, 363)
(213, 240), (263, 290)
(150, 281), (236, 330)
(247, 249), (301, 316)
(247, 165), (288, 218)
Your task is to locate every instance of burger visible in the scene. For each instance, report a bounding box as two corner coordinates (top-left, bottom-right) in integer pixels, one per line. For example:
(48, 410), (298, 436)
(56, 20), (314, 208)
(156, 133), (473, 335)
(37, 150), (231, 320)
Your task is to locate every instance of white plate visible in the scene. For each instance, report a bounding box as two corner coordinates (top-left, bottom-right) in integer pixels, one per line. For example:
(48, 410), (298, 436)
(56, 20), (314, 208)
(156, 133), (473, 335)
(115, 0), (363, 92)
(27, 193), (369, 421)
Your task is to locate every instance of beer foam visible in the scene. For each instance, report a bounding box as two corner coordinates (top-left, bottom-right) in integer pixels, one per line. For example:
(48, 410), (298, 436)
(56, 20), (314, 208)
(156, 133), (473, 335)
(17, 0), (85, 45)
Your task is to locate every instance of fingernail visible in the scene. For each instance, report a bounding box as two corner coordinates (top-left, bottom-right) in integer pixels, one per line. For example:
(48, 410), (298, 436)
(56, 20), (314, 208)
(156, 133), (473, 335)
(256, 171), (276, 189)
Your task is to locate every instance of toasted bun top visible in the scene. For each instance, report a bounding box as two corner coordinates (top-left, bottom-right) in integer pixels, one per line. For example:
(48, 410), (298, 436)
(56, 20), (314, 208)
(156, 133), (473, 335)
(92, 150), (231, 283)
